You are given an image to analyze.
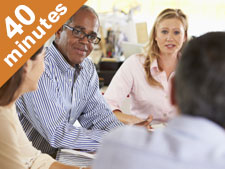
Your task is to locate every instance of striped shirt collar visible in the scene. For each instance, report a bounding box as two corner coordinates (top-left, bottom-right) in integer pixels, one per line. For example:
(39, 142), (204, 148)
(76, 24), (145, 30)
(48, 42), (81, 72)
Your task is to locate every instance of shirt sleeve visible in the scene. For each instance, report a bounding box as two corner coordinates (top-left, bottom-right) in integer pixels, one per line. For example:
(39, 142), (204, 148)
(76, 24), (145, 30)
(16, 62), (123, 152)
(78, 62), (124, 135)
(0, 116), (26, 169)
(104, 55), (135, 111)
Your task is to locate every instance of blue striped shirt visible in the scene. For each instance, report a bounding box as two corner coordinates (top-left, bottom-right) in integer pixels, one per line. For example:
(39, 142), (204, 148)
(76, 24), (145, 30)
(16, 43), (123, 155)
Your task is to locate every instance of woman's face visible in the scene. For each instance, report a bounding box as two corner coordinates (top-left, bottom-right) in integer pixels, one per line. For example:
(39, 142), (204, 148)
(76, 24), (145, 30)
(155, 18), (186, 56)
(25, 49), (45, 91)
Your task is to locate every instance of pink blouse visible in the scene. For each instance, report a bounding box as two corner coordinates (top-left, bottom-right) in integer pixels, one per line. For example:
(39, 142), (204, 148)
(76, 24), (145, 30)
(104, 54), (176, 122)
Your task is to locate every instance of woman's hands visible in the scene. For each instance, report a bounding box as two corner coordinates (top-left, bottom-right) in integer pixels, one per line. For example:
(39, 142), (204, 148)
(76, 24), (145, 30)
(113, 110), (153, 129)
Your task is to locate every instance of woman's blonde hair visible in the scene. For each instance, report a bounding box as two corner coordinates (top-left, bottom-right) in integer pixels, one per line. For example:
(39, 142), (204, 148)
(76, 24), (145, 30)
(144, 8), (188, 88)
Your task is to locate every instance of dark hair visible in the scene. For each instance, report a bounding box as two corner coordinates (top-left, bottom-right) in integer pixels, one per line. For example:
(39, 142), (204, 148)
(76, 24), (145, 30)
(65, 5), (99, 25)
(175, 32), (225, 128)
(0, 46), (44, 106)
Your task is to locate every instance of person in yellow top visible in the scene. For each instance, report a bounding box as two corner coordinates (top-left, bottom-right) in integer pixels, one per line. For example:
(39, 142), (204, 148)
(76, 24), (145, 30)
(0, 46), (89, 169)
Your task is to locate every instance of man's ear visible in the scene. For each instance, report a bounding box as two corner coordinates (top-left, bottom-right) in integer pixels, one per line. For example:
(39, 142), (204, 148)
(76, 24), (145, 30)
(170, 76), (177, 106)
(55, 26), (64, 39)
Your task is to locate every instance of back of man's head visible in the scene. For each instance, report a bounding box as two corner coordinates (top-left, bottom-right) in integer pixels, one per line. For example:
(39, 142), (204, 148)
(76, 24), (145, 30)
(175, 32), (225, 128)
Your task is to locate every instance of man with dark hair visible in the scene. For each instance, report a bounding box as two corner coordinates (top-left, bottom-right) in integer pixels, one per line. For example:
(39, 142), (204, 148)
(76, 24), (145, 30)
(174, 32), (225, 128)
(92, 32), (225, 169)
(15, 5), (123, 157)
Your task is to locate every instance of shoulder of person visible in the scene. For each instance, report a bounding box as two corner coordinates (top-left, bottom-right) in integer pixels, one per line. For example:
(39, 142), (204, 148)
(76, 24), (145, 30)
(125, 53), (146, 65)
(42, 50), (64, 81)
(103, 125), (149, 146)
(42, 59), (55, 80)
(0, 107), (16, 135)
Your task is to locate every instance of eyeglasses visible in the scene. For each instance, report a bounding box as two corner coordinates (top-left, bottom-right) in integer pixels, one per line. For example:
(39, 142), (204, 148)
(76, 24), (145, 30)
(63, 24), (101, 44)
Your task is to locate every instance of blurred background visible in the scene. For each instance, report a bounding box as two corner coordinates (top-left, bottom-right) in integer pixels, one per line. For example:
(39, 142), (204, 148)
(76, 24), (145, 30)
(86, 0), (225, 37)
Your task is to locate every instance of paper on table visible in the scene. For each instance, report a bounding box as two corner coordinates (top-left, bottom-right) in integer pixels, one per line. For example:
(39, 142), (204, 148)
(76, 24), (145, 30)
(61, 149), (95, 159)
(150, 123), (166, 131)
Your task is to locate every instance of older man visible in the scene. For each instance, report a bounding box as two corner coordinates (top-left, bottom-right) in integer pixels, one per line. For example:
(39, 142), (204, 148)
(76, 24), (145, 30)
(16, 5), (123, 157)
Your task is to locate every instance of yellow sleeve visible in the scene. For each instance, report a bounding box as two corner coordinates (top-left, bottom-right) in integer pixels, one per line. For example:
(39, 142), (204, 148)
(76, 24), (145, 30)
(0, 115), (26, 169)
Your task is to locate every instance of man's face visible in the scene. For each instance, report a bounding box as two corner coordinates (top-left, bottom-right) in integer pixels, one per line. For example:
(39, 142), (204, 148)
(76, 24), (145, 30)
(55, 9), (99, 66)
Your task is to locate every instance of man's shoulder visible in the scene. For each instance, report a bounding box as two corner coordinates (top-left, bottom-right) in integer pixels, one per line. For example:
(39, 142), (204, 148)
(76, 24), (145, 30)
(44, 48), (58, 66)
(42, 51), (59, 80)
(103, 126), (150, 147)
(44, 44), (63, 72)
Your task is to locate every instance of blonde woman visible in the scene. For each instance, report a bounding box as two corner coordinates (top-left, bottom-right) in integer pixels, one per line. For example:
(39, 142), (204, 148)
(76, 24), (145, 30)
(104, 8), (188, 124)
(0, 47), (89, 169)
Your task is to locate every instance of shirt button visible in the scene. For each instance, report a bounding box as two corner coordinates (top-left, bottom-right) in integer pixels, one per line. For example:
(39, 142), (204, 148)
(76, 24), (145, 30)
(163, 113), (167, 117)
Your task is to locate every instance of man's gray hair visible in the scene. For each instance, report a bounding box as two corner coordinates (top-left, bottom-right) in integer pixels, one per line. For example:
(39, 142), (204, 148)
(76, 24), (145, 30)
(65, 5), (99, 25)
